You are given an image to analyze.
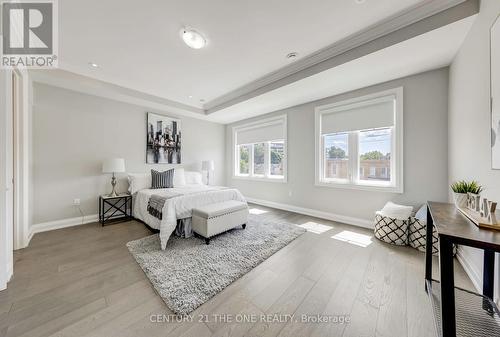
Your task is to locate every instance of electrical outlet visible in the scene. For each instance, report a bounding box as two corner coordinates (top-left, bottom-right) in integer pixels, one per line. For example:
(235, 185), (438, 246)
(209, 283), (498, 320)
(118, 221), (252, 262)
(288, 190), (293, 197)
(73, 198), (80, 206)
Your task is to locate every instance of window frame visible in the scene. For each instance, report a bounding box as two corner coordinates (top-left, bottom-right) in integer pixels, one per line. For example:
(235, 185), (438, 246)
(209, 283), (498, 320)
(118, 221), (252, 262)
(314, 88), (403, 193)
(233, 115), (287, 183)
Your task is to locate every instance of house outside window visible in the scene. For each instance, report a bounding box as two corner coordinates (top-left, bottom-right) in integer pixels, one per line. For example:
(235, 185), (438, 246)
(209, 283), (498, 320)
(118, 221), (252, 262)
(315, 88), (403, 193)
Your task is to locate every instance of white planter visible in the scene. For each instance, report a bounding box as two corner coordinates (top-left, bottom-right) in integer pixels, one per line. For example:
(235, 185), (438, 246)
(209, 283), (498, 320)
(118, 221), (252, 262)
(453, 192), (468, 208)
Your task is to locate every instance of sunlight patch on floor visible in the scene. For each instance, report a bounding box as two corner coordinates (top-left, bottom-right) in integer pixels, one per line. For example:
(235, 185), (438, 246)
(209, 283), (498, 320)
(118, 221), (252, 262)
(249, 208), (268, 215)
(331, 230), (372, 247)
(297, 221), (332, 234)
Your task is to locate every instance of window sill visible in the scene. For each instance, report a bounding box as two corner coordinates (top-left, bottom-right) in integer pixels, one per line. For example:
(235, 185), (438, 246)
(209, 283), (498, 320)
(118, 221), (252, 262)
(232, 175), (287, 183)
(315, 180), (403, 193)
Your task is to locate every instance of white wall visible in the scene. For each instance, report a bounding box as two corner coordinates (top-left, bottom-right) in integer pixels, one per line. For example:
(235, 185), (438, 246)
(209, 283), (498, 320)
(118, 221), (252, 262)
(32, 83), (225, 225)
(448, 0), (500, 300)
(226, 68), (450, 224)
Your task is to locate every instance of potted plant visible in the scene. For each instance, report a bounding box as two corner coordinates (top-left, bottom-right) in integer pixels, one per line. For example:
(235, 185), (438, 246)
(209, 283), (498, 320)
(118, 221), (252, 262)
(450, 180), (483, 208)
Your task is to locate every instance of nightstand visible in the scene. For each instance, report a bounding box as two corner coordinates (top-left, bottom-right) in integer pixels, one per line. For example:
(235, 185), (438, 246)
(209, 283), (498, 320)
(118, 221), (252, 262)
(99, 194), (132, 226)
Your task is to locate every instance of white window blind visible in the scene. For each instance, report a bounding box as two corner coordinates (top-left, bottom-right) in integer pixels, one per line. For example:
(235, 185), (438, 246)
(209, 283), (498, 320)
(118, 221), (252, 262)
(321, 97), (395, 135)
(236, 120), (285, 145)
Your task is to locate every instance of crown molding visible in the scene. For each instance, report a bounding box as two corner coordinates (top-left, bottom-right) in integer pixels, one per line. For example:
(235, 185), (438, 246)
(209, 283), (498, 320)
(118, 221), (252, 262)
(205, 0), (479, 113)
(29, 68), (209, 120)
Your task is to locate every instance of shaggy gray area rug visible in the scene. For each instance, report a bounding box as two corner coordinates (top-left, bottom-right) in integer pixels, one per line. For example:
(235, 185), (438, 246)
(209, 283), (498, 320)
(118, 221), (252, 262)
(126, 215), (306, 315)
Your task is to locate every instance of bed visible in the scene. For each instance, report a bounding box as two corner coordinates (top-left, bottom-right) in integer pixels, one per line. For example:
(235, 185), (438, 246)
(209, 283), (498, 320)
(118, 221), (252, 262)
(130, 170), (246, 249)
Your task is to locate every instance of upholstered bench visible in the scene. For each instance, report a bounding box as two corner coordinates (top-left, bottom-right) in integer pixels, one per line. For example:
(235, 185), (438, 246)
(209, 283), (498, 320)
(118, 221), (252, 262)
(192, 200), (249, 244)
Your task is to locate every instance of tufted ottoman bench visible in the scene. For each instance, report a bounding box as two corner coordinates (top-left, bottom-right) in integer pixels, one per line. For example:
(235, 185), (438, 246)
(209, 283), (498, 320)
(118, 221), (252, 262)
(192, 200), (249, 244)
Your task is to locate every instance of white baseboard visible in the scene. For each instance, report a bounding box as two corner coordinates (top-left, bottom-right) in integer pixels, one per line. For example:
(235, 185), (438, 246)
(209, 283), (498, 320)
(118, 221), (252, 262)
(246, 197), (373, 229)
(1, 258), (14, 291)
(456, 246), (482, 293)
(28, 213), (99, 245)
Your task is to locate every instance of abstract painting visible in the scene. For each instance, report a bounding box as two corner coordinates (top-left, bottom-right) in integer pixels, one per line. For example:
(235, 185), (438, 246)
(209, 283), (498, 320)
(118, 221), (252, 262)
(146, 113), (181, 164)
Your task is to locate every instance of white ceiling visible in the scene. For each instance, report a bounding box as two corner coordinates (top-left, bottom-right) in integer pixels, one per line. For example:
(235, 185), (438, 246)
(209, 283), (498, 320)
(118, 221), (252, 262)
(208, 15), (476, 123)
(59, 0), (427, 108)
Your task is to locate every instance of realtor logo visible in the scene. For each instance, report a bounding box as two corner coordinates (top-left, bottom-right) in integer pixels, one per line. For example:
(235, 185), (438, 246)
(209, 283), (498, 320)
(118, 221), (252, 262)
(1, 0), (58, 68)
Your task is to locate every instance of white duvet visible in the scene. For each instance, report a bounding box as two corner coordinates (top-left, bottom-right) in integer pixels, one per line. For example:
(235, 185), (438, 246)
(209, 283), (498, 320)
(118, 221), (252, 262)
(134, 184), (246, 249)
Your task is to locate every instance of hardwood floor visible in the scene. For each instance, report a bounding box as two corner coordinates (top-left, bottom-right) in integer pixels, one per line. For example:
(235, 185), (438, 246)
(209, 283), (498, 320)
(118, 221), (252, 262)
(0, 204), (474, 337)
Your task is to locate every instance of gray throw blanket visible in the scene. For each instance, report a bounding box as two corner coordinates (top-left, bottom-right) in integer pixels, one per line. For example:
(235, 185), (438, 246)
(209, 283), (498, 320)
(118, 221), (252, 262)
(147, 193), (181, 220)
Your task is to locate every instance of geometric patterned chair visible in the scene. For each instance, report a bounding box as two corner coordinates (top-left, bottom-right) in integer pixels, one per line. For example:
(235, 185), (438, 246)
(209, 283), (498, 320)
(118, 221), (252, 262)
(374, 212), (409, 246)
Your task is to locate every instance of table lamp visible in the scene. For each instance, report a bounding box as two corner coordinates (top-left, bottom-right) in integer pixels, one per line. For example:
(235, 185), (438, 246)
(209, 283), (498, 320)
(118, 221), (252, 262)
(102, 158), (125, 197)
(202, 160), (215, 185)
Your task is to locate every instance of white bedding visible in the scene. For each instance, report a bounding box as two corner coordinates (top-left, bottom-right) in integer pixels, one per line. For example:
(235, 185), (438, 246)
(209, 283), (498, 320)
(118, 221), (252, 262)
(134, 184), (246, 249)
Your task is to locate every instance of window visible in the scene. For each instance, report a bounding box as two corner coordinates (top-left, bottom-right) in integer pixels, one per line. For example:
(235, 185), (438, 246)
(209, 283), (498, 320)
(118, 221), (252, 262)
(359, 128), (391, 182)
(238, 145), (250, 175)
(323, 132), (349, 180)
(270, 141), (285, 176)
(315, 88), (403, 192)
(253, 143), (265, 176)
(233, 115), (287, 181)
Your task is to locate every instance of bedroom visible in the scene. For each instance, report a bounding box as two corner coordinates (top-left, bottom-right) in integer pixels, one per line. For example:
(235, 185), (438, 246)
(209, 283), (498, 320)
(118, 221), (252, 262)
(1, 0), (500, 336)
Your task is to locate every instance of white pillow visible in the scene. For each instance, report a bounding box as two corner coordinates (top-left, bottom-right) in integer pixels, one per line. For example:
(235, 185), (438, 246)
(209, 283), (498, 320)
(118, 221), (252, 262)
(128, 173), (151, 194)
(379, 201), (413, 220)
(414, 204), (427, 223)
(185, 171), (204, 185)
(173, 168), (186, 187)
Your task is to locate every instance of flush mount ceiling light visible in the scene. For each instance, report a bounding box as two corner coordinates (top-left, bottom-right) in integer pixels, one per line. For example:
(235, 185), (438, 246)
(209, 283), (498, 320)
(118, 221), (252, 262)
(88, 62), (99, 68)
(180, 28), (207, 49)
(354, 0), (366, 4)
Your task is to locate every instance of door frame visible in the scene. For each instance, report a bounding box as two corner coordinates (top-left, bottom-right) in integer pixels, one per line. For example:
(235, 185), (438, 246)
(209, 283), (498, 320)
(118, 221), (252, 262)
(0, 69), (14, 290)
(0, 68), (31, 291)
(11, 69), (30, 250)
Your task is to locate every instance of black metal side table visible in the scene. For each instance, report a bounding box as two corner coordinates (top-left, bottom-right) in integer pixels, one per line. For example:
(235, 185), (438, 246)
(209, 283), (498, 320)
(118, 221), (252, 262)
(99, 194), (132, 226)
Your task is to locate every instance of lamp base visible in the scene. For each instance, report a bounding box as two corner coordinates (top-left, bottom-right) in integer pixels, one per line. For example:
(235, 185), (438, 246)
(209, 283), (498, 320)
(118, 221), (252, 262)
(107, 191), (119, 198)
(107, 174), (118, 197)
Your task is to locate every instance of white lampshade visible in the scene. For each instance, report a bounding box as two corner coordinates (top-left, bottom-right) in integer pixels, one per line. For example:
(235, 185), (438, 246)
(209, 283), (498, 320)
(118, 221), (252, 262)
(202, 160), (214, 171)
(102, 158), (125, 173)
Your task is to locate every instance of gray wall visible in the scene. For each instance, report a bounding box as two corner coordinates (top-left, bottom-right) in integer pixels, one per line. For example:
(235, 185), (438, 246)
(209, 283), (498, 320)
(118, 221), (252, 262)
(226, 68), (450, 222)
(33, 83), (226, 224)
(448, 0), (500, 298)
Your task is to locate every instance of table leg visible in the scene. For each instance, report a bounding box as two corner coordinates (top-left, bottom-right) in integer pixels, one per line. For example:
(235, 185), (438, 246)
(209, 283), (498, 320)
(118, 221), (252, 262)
(425, 205), (433, 291)
(99, 198), (102, 225)
(483, 249), (495, 299)
(439, 236), (456, 337)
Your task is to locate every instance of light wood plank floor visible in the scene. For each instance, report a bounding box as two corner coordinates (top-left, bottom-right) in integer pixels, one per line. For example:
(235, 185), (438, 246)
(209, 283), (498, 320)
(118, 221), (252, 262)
(0, 204), (474, 337)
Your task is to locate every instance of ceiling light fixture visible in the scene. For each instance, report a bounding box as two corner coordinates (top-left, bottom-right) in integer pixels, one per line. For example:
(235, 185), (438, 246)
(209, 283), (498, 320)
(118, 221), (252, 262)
(286, 52), (298, 59)
(88, 62), (99, 68)
(354, 0), (366, 4)
(181, 28), (207, 49)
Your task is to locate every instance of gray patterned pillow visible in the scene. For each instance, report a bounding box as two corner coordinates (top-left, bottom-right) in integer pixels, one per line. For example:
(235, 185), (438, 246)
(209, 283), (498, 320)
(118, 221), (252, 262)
(151, 169), (174, 189)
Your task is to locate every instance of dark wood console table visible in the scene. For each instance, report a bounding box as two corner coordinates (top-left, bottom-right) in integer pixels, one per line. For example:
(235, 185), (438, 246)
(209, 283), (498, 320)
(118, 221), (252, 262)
(425, 201), (500, 337)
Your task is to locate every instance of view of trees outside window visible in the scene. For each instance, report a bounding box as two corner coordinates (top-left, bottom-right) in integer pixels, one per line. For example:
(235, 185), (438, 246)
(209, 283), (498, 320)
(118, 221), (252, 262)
(324, 133), (349, 180)
(239, 145), (250, 174)
(253, 143), (265, 175)
(238, 141), (285, 178)
(359, 128), (391, 181)
(270, 141), (284, 176)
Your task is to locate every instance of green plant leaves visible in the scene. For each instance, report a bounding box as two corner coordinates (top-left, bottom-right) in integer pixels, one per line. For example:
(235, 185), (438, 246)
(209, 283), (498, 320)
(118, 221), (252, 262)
(450, 180), (483, 194)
